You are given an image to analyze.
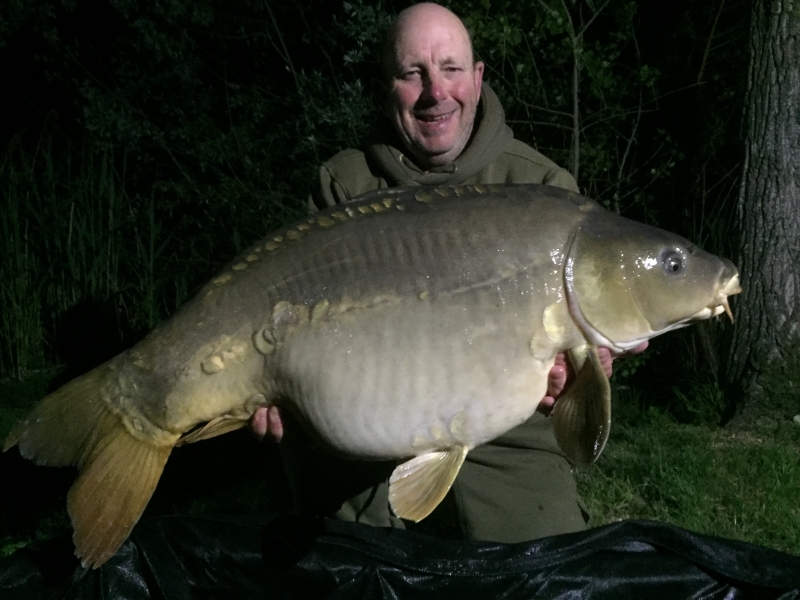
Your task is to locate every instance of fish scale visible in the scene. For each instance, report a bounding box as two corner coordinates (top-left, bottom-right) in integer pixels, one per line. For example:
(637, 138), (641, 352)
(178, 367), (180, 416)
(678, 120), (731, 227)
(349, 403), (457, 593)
(278, 286), (557, 457)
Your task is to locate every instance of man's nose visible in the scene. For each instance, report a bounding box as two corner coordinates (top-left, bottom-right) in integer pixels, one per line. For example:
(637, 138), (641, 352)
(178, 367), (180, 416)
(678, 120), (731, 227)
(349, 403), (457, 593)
(421, 71), (447, 102)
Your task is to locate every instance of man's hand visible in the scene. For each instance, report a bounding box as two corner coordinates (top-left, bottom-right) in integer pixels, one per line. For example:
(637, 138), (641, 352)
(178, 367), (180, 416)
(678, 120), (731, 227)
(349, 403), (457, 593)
(538, 341), (649, 416)
(249, 405), (283, 442)
(538, 354), (569, 416)
(248, 341), (650, 439)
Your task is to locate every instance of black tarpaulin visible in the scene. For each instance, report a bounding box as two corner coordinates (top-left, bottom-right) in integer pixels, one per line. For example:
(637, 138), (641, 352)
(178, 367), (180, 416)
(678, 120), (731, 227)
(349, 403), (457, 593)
(3, 516), (800, 599)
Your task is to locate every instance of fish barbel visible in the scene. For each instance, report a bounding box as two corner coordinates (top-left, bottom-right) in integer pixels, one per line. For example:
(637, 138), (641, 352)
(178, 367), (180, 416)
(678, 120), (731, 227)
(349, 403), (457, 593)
(4, 184), (740, 567)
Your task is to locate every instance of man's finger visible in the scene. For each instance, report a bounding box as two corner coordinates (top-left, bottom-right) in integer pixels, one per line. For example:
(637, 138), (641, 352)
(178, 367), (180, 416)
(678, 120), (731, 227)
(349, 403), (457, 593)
(249, 406), (269, 440)
(266, 406), (284, 442)
(538, 395), (556, 416)
(546, 363), (567, 399)
(597, 347), (614, 378)
(599, 340), (650, 379)
(625, 341), (649, 356)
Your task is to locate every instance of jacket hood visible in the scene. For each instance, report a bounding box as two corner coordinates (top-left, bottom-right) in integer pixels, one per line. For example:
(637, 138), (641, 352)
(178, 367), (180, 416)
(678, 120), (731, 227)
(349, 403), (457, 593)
(366, 84), (514, 186)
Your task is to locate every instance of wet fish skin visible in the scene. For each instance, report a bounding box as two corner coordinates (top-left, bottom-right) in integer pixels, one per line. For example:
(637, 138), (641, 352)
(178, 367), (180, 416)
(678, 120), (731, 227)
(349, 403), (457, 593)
(3, 183), (740, 568)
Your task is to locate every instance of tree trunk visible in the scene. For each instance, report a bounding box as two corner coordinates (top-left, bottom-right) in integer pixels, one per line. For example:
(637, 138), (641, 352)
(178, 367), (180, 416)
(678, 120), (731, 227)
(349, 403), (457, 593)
(725, 0), (800, 405)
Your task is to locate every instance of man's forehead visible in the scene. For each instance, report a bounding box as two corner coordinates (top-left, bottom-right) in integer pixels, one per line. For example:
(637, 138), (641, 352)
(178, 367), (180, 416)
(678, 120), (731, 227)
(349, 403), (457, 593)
(394, 44), (471, 67)
(391, 24), (473, 67)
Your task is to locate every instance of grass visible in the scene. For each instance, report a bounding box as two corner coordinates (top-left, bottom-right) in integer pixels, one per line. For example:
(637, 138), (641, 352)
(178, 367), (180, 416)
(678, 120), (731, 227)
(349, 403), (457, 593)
(576, 388), (800, 555)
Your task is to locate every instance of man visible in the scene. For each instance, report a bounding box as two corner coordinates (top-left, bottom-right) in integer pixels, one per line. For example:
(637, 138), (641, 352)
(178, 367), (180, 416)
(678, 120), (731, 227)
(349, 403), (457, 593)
(251, 2), (645, 543)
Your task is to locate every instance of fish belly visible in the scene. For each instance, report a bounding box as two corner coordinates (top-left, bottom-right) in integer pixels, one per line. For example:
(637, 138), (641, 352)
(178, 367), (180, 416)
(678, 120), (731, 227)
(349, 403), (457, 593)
(274, 290), (554, 459)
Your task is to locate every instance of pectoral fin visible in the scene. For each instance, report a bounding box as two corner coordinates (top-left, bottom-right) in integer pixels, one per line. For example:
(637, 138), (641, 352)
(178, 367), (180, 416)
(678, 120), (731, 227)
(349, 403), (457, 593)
(388, 445), (468, 522)
(552, 345), (611, 466)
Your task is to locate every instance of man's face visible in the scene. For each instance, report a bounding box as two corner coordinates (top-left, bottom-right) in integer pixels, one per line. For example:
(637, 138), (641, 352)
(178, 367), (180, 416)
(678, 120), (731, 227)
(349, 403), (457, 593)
(384, 15), (484, 169)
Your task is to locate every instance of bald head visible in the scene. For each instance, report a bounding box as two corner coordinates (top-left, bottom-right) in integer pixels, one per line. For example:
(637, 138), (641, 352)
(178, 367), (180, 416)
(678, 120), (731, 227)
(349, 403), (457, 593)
(382, 3), (475, 80)
(381, 3), (484, 168)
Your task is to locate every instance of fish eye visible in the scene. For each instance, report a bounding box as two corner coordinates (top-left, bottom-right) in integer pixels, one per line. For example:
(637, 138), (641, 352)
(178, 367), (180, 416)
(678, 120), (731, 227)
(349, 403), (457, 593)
(661, 249), (684, 274)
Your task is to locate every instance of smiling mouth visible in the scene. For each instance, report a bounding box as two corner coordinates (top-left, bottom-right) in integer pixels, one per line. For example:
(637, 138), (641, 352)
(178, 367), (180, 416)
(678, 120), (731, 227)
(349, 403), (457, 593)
(415, 110), (455, 123)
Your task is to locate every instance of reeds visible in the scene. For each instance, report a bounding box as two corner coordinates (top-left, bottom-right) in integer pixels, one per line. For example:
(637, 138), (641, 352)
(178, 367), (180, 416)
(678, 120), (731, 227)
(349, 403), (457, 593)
(0, 136), (165, 377)
(0, 129), (302, 379)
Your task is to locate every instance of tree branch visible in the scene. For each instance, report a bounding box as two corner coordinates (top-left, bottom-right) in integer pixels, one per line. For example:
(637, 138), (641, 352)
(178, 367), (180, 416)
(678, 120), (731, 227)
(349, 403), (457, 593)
(698, 0), (726, 84)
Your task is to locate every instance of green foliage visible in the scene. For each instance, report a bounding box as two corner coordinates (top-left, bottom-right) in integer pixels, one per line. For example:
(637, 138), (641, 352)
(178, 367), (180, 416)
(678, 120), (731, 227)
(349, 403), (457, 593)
(451, 0), (680, 216)
(0, 501), (71, 559)
(617, 326), (736, 428)
(64, 0), (388, 186)
(339, 0), (395, 66)
(0, 131), (298, 375)
(609, 351), (650, 384)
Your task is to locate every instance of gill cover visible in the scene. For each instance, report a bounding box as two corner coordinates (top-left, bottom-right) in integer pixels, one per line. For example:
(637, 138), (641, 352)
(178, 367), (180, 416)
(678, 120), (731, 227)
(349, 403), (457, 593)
(564, 214), (739, 351)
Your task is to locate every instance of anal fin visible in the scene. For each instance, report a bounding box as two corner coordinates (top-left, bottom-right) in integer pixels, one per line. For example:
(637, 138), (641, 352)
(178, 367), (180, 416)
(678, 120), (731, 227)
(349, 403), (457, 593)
(388, 445), (468, 522)
(552, 345), (611, 466)
(176, 415), (248, 446)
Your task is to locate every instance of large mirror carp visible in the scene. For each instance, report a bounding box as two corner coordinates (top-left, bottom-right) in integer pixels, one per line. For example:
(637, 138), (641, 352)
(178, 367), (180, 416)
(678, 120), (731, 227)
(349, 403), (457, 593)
(4, 184), (741, 568)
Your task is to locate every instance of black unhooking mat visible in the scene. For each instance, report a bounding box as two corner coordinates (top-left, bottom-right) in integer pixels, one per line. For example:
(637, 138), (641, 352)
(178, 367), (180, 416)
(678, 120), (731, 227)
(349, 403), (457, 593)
(3, 516), (800, 599)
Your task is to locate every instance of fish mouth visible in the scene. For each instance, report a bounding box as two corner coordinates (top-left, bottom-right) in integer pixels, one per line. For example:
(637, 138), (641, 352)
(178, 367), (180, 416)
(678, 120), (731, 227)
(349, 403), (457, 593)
(608, 273), (742, 350)
(653, 272), (742, 338)
(698, 273), (741, 323)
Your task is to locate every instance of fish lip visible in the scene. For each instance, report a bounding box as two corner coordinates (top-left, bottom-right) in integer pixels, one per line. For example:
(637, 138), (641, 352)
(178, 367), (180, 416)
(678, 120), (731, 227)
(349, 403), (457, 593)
(706, 273), (741, 323)
(722, 273), (742, 296)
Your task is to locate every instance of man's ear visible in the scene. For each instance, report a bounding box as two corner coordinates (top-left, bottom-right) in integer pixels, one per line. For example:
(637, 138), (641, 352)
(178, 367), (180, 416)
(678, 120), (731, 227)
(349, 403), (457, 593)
(473, 61), (484, 94)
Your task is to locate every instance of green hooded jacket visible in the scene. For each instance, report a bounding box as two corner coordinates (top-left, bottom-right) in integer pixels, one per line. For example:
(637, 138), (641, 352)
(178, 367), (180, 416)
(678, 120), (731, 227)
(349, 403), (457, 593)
(309, 84), (578, 210)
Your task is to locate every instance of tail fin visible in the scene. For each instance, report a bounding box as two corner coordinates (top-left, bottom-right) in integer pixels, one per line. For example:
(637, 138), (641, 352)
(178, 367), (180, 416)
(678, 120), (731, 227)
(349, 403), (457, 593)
(4, 366), (173, 568)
